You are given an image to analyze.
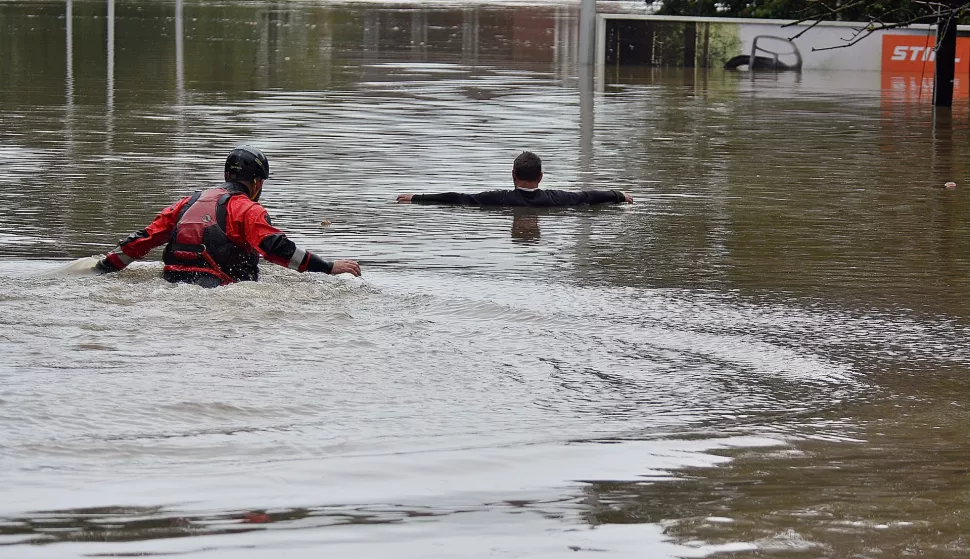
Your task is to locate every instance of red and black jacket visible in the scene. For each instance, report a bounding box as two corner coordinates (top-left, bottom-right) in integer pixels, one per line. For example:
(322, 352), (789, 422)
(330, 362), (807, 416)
(98, 182), (333, 284)
(162, 186), (261, 283)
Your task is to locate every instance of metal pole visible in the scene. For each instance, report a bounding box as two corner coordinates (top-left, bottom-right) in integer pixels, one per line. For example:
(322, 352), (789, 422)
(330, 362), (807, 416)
(106, 0), (114, 114)
(66, 0), (73, 107)
(175, 0), (184, 101)
(933, 10), (956, 107)
(174, 0), (185, 163)
(578, 0), (595, 65)
(579, 64), (593, 184)
(66, 0), (75, 158)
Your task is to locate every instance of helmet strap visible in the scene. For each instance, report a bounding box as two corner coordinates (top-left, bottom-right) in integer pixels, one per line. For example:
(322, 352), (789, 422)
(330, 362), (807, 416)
(249, 179), (263, 202)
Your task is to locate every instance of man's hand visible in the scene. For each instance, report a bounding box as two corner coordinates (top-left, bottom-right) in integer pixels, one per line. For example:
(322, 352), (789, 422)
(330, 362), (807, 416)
(396, 194), (414, 203)
(623, 192), (634, 204)
(330, 259), (361, 276)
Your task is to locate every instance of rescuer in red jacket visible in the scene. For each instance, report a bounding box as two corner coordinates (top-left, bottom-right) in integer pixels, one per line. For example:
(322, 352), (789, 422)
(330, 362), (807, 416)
(96, 146), (361, 287)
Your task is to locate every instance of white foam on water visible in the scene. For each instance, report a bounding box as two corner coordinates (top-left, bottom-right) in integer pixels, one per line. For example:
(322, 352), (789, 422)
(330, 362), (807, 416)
(29, 256), (102, 278)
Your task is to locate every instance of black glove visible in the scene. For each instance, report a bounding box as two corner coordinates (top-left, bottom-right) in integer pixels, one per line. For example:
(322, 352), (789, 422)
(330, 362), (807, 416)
(94, 257), (116, 274)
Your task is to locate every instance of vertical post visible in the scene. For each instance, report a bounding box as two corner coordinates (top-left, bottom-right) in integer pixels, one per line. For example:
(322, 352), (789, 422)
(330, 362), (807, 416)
(553, 6), (561, 77)
(65, 0), (75, 157)
(106, 0), (114, 114)
(174, 0), (185, 162)
(257, 10), (269, 88)
(105, 0), (115, 191)
(683, 21), (696, 68)
(595, 15), (605, 91)
(320, 17), (333, 86)
(702, 22), (710, 68)
(363, 11), (380, 63)
(411, 10), (427, 58)
(933, 12), (956, 107)
(578, 0), (595, 184)
(462, 8), (473, 64)
(579, 0), (595, 65)
(66, 0), (73, 107)
(645, 21), (654, 66)
(579, 64), (594, 183)
(175, 0), (184, 101)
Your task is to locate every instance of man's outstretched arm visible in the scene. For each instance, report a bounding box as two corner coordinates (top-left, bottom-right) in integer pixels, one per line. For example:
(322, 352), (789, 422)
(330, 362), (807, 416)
(554, 190), (632, 205)
(236, 202), (361, 276)
(96, 197), (192, 273)
(397, 192), (492, 205)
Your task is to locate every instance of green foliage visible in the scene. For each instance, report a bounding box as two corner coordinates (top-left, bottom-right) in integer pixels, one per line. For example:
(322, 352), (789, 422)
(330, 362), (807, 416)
(705, 22), (743, 66)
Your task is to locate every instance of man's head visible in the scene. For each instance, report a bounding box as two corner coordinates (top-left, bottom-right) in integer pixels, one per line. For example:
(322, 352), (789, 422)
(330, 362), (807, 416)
(512, 151), (543, 188)
(225, 145), (269, 201)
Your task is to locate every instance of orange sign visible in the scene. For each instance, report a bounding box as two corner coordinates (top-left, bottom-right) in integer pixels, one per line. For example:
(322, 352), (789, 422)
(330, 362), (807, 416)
(881, 34), (970, 73)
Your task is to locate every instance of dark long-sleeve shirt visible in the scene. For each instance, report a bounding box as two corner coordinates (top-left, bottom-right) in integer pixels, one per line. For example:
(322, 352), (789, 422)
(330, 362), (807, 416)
(411, 188), (626, 207)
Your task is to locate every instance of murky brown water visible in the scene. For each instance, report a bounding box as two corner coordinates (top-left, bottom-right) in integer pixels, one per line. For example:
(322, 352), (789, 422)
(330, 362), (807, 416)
(3, 1), (970, 557)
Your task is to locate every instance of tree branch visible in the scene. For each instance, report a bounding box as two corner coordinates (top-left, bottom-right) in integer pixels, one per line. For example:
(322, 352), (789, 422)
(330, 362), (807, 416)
(781, 0), (963, 48)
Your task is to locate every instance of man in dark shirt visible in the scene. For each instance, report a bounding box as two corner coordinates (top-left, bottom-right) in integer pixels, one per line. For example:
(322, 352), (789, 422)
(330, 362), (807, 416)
(396, 152), (633, 207)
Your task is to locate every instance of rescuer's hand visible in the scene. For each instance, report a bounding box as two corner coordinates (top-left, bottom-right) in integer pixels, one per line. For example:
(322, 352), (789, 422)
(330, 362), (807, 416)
(94, 256), (116, 274)
(330, 259), (361, 276)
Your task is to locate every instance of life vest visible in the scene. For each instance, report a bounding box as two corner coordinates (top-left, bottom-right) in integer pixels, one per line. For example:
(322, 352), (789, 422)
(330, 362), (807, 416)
(162, 183), (260, 284)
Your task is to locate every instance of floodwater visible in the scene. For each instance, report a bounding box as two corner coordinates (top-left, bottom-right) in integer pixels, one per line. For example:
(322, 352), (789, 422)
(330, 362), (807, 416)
(2, 1), (970, 557)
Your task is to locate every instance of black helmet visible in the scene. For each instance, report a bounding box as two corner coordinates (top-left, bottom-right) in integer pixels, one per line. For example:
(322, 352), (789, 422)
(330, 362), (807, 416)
(225, 145), (269, 181)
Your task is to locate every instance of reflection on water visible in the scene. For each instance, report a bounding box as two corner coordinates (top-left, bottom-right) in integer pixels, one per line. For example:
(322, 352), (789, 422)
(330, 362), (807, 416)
(593, 395), (970, 557)
(511, 210), (541, 242)
(2, 1), (970, 558)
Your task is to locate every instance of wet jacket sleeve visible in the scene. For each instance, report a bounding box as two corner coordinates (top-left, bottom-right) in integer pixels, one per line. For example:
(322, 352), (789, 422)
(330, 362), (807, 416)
(411, 191), (506, 206)
(230, 200), (334, 274)
(547, 190), (626, 205)
(96, 196), (192, 273)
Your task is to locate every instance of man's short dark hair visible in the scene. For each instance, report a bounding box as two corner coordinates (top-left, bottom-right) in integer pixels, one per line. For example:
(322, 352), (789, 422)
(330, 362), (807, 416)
(513, 151), (542, 182)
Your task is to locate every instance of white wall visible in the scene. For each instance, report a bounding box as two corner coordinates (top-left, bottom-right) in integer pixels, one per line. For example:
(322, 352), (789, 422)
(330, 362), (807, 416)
(597, 14), (965, 72)
(737, 21), (935, 71)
